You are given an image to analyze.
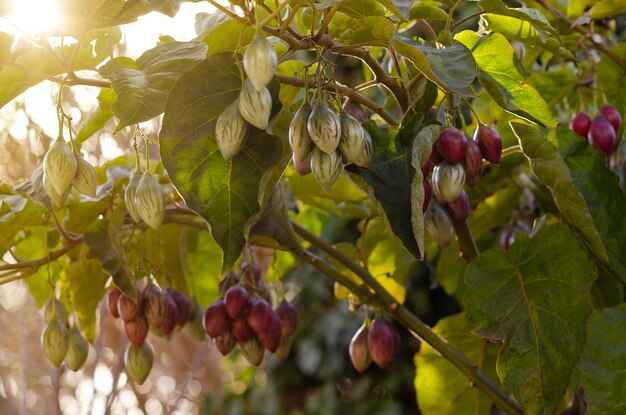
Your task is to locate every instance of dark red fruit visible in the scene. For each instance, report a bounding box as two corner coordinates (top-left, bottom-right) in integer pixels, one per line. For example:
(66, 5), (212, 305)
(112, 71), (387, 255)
(437, 127), (467, 163)
(475, 126), (502, 164)
(224, 286), (250, 318)
(463, 137), (482, 185)
(158, 294), (179, 336)
(170, 290), (192, 326)
(258, 312), (282, 353)
(125, 314), (149, 347)
(275, 300), (298, 336)
(599, 105), (621, 133)
(118, 290), (143, 323)
(246, 296), (273, 334)
(421, 160), (432, 177)
(232, 314), (255, 342)
(203, 299), (230, 338)
(143, 285), (168, 328)
(367, 319), (399, 369)
(428, 144), (444, 166)
(218, 271), (240, 295)
(445, 191), (469, 222)
(423, 180), (432, 213)
(215, 328), (236, 355)
(107, 288), (122, 319)
(240, 262), (262, 285)
(588, 116), (616, 155)
(570, 113), (591, 138)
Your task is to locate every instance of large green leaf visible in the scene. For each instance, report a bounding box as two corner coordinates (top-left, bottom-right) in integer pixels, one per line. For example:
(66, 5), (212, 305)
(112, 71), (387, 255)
(99, 41), (207, 128)
(597, 45), (626, 116)
(346, 123), (421, 259)
(200, 17), (256, 55)
(184, 228), (222, 307)
(415, 312), (498, 415)
(588, 0), (626, 19)
(159, 53), (287, 273)
(393, 38), (477, 97)
(456, 31), (556, 128)
(478, 0), (559, 35)
(76, 88), (116, 143)
(468, 187), (522, 239)
(579, 304), (626, 415)
(330, 15), (397, 45)
(464, 221), (597, 415)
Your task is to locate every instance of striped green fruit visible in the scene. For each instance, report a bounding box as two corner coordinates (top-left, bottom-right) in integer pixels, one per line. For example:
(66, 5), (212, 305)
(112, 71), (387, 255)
(274, 334), (293, 361)
(354, 129), (372, 168)
(124, 342), (154, 385)
(240, 337), (265, 367)
(43, 140), (77, 195)
(43, 298), (68, 326)
(243, 35), (277, 91)
(64, 326), (89, 371)
(135, 173), (165, 230)
(216, 100), (250, 160)
(431, 162), (465, 202)
(72, 156), (97, 197)
(289, 104), (314, 162)
(41, 319), (69, 367)
(424, 201), (454, 246)
(338, 112), (365, 163)
(307, 104), (341, 154)
(238, 79), (272, 130)
(43, 172), (70, 207)
(310, 147), (342, 191)
(125, 167), (142, 223)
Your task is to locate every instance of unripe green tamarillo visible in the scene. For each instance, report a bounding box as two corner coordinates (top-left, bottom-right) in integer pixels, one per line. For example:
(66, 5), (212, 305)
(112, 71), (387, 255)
(124, 342), (154, 385)
(43, 140), (78, 195)
(41, 318), (69, 367)
(354, 128), (372, 168)
(216, 100), (250, 160)
(424, 201), (454, 246)
(43, 172), (71, 207)
(240, 337), (265, 366)
(44, 298), (69, 326)
(64, 326), (89, 371)
(72, 156), (97, 197)
(307, 104), (342, 154)
(338, 112), (365, 163)
(349, 322), (372, 373)
(431, 162), (466, 202)
(238, 79), (272, 130)
(289, 104), (314, 162)
(134, 172), (165, 230)
(125, 167), (142, 223)
(243, 35), (277, 91)
(310, 147), (342, 191)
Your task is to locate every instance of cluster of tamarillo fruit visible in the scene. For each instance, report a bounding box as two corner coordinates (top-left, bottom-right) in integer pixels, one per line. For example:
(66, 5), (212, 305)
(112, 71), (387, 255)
(423, 126), (502, 246)
(349, 318), (401, 372)
(40, 298), (90, 371)
(42, 139), (97, 205)
(569, 105), (622, 156)
(203, 263), (298, 366)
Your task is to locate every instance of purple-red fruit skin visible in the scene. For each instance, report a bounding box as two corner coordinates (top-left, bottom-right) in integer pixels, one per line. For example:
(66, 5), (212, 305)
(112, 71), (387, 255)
(232, 314), (255, 342)
(570, 113), (592, 138)
(246, 296), (273, 334)
(118, 291), (143, 323)
(588, 116), (616, 155)
(259, 312), (282, 353)
(224, 286), (250, 318)
(446, 191), (469, 222)
(218, 271), (239, 295)
(599, 105), (621, 133)
(429, 144), (444, 166)
(158, 294), (179, 336)
(475, 126), (502, 164)
(107, 288), (122, 319)
(170, 290), (192, 326)
(215, 329), (236, 356)
(240, 262), (262, 285)
(422, 180), (432, 213)
(143, 286), (168, 327)
(203, 299), (230, 338)
(367, 319), (399, 369)
(463, 138), (482, 183)
(275, 300), (298, 336)
(437, 128), (467, 163)
(125, 314), (149, 347)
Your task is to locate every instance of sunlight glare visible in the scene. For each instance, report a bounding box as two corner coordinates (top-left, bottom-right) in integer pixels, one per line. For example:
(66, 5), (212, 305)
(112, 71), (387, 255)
(10, 0), (60, 35)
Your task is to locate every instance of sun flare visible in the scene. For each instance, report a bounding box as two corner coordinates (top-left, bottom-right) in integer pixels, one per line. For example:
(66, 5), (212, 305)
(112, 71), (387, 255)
(9, 0), (60, 35)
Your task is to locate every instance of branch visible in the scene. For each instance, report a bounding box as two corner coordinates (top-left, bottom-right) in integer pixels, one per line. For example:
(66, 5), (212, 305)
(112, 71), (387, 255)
(453, 220), (479, 262)
(291, 220), (523, 415)
(0, 238), (82, 272)
(535, 0), (626, 72)
(6, 62), (111, 88)
(276, 75), (400, 125)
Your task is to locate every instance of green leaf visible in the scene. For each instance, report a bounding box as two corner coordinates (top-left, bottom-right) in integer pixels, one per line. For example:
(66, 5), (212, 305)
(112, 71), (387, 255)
(464, 221), (597, 415)
(99, 41), (208, 128)
(468, 187), (522, 239)
(330, 16), (397, 44)
(579, 305), (626, 415)
(456, 31), (557, 128)
(336, 0), (386, 18)
(393, 38), (477, 97)
(415, 312), (498, 415)
(184, 228), (222, 306)
(76, 88), (116, 143)
(409, 5), (448, 21)
(410, 124), (443, 257)
(200, 18), (256, 55)
(346, 123), (421, 259)
(0, 32), (12, 69)
(0, 187), (48, 248)
(160, 53), (287, 273)
(478, 0), (559, 36)
(597, 45), (626, 115)
(83, 219), (135, 299)
(588, 0), (626, 19)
